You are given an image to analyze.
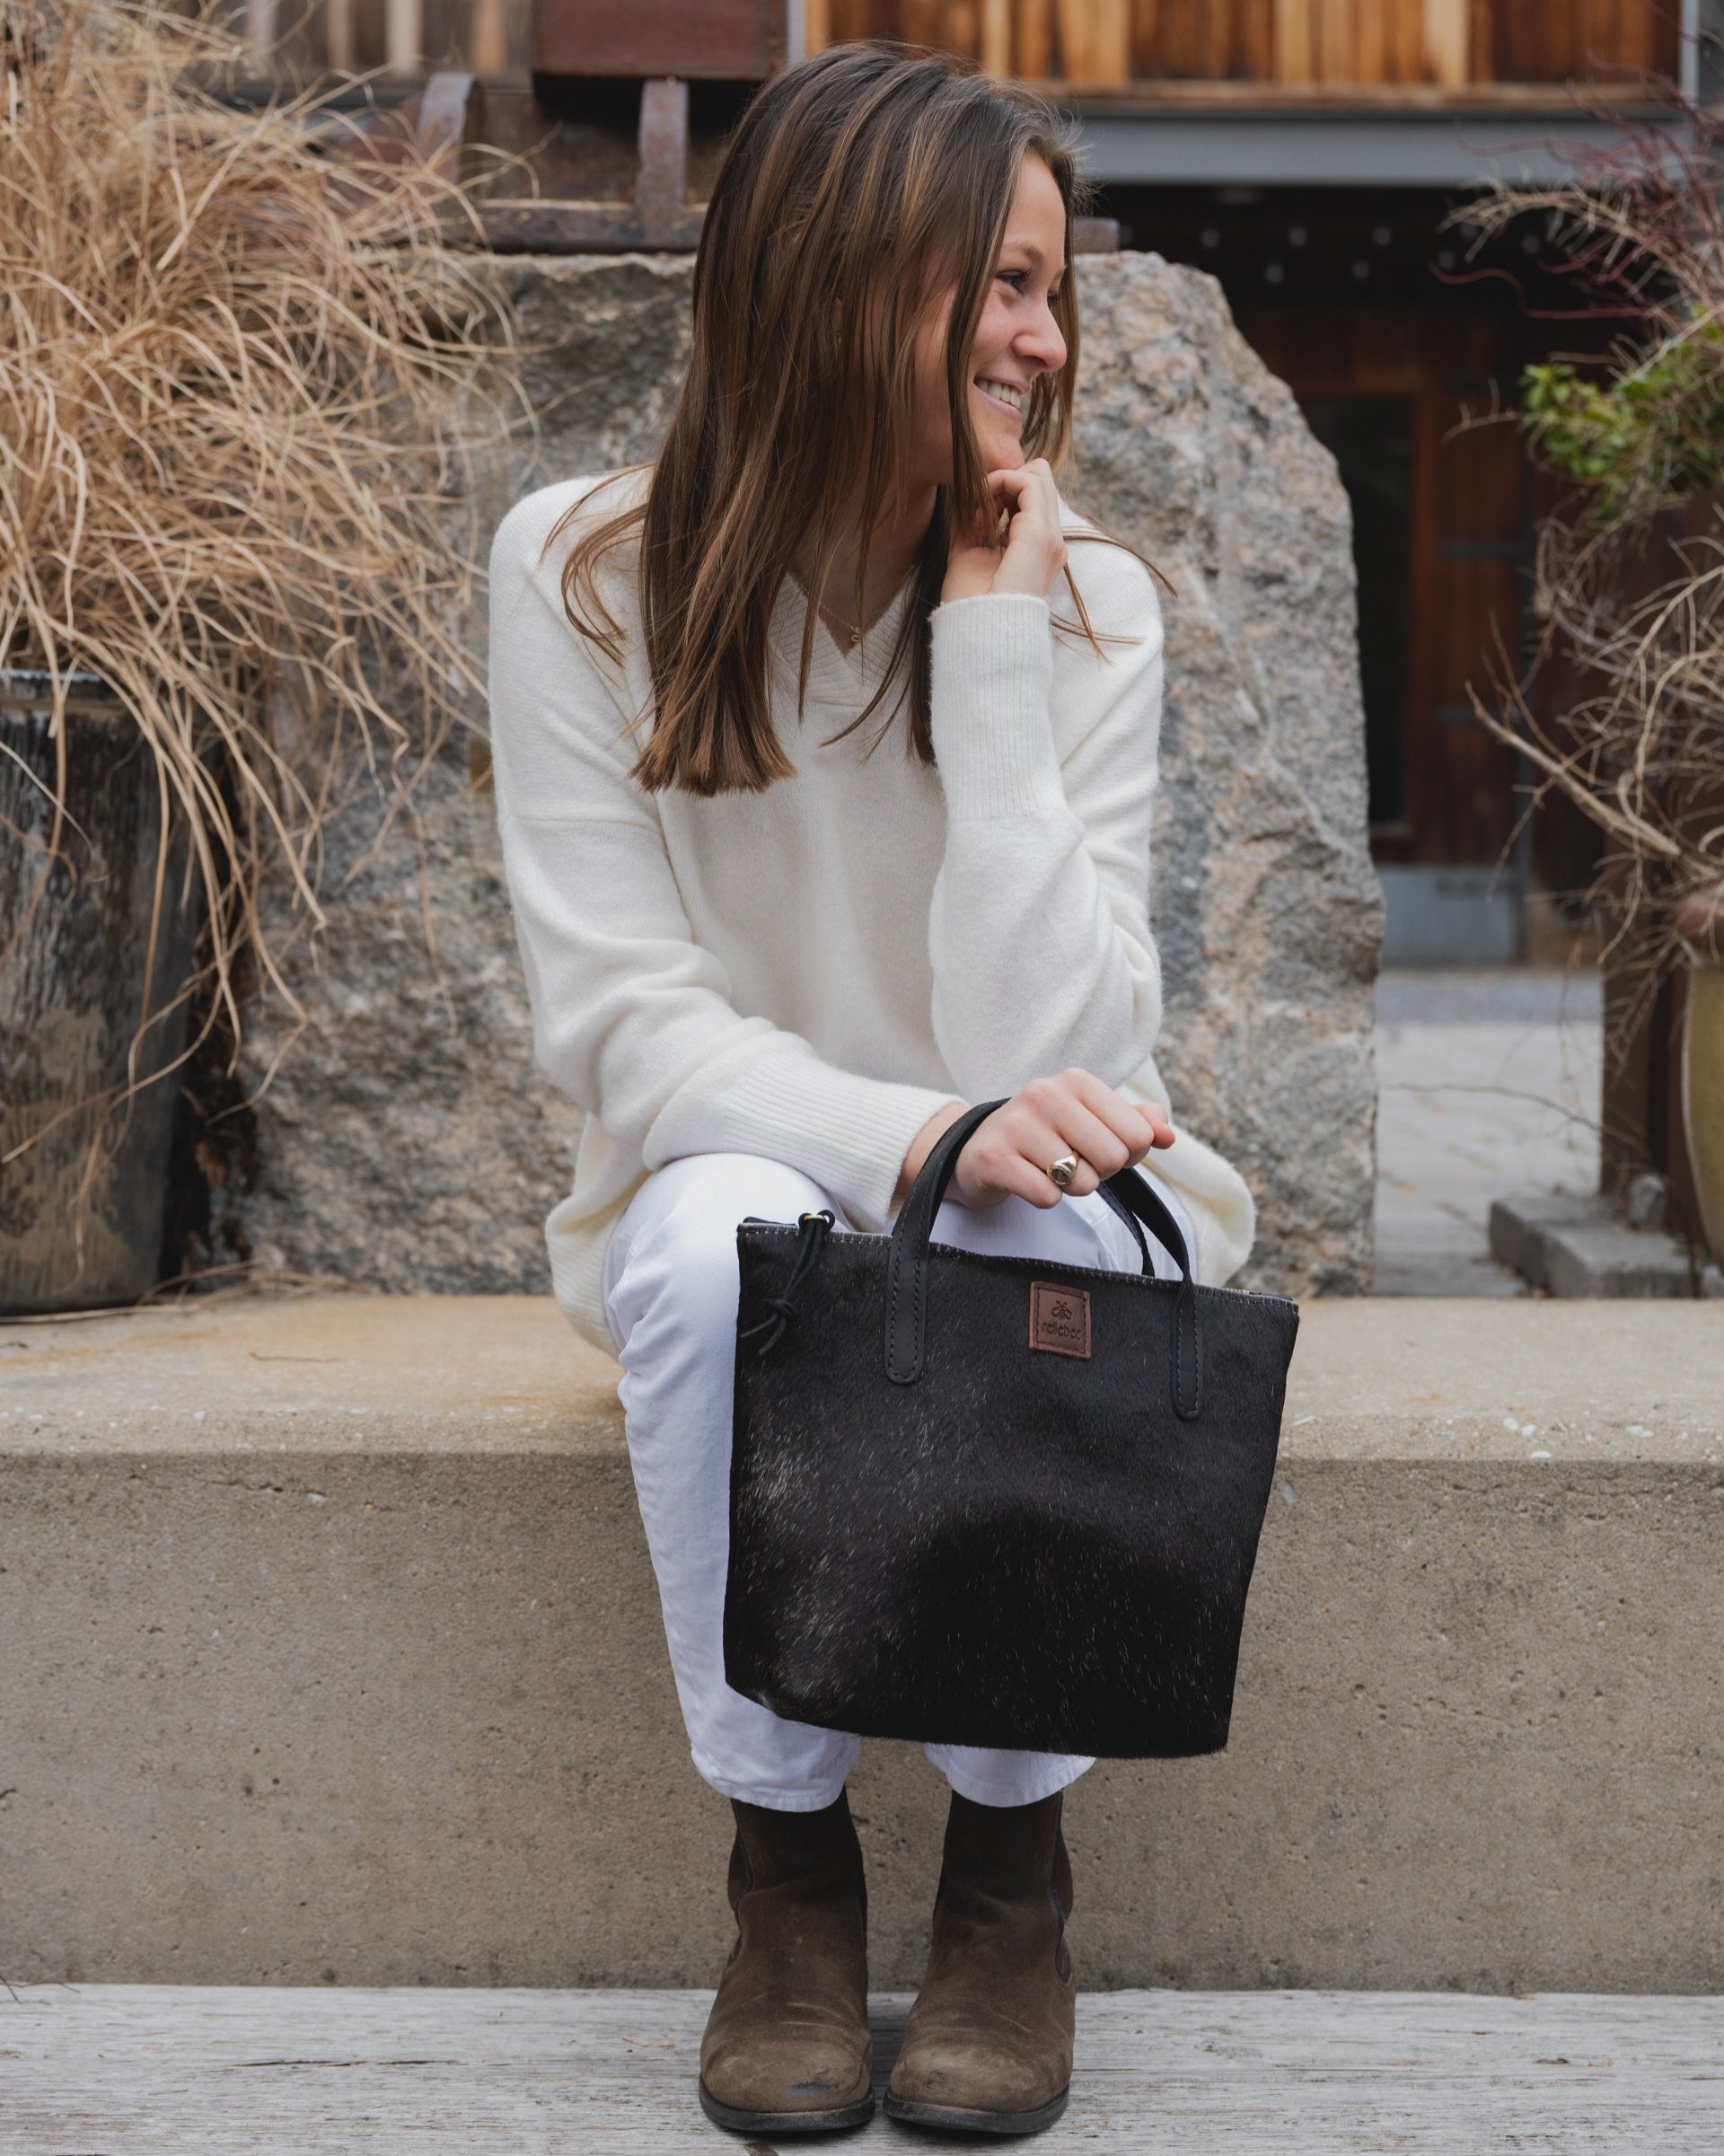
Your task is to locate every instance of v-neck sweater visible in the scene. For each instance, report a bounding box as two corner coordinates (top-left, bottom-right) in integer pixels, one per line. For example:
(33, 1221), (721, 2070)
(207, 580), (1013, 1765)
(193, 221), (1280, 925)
(487, 468), (1256, 1351)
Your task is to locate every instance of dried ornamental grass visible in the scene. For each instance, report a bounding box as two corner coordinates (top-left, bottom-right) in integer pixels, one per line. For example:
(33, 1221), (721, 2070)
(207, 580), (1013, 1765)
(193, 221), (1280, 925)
(0, 0), (517, 1153)
(1465, 509), (1724, 1043)
(1445, 102), (1724, 1020)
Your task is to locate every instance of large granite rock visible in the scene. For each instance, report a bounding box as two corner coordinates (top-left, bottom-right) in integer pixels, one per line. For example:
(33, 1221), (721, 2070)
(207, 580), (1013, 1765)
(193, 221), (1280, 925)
(235, 251), (1379, 1299)
(1067, 260), (1382, 1292)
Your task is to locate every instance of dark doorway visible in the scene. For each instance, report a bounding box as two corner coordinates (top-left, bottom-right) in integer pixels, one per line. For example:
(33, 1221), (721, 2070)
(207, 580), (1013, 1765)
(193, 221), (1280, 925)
(1095, 183), (1610, 957)
(1297, 396), (1413, 832)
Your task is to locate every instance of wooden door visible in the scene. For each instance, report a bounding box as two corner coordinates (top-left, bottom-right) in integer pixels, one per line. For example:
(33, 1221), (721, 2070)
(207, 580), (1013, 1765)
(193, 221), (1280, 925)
(1237, 303), (1528, 867)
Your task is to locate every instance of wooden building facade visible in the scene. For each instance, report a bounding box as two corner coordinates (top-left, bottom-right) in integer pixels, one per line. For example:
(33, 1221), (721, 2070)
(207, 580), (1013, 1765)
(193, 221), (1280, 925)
(805, 0), (1681, 95)
(236, 0), (1702, 952)
(231, 0), (1693, 98)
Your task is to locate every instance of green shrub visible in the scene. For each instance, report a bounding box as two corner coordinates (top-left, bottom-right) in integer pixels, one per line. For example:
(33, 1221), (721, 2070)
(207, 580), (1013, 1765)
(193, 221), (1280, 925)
(1522, 324), (1724, 524)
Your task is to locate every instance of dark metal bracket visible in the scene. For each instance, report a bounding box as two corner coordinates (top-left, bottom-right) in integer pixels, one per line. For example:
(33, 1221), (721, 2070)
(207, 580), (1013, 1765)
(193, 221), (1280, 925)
(418, 72), (704, 252)
(409, 69), (1119, 257)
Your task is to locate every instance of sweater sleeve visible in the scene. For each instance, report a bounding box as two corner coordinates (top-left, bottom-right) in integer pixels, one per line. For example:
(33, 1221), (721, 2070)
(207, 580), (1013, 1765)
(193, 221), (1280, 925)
(487, 489), (961, 1234)
(924, 552), (1165, 1097)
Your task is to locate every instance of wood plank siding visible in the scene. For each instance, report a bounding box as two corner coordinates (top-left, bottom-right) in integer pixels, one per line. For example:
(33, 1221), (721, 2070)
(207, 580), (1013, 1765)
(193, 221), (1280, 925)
(218, 0), (530, 82)
(224, 0), (1679, 91)
(808, 0), (1681, 92)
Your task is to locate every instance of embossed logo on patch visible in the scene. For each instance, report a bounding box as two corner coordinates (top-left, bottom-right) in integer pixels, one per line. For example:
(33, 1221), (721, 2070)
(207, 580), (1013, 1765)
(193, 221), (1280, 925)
(1030, 1280), (1090, 1359)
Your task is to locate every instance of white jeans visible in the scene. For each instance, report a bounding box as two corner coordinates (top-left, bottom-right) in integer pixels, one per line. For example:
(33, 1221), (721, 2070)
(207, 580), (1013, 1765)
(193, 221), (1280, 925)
(601, 1148), (1195, 1813)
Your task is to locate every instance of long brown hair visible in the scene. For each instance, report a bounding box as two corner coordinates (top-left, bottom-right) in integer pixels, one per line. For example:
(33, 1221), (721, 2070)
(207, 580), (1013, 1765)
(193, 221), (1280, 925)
(551, 42), (1124, 796)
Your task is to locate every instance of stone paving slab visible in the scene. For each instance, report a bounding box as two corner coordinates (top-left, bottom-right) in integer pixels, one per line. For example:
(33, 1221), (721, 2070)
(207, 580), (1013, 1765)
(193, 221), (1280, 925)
(3, 1985), (1721, 2154)
(1374, 966), (1603, 1297)
(1491, 1192), (1717, 1300)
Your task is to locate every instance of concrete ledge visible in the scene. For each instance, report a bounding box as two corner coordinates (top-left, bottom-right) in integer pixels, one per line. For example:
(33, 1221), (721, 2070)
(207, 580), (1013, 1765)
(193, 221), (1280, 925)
(3, 1295), (1722, 1993)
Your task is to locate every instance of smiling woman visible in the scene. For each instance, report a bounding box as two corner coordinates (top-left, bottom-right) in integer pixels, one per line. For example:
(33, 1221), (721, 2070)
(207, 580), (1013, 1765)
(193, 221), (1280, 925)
(550, 43), (1099, 796)
(938, 159), (1070, 452)
(485, 37), (1256, 2144)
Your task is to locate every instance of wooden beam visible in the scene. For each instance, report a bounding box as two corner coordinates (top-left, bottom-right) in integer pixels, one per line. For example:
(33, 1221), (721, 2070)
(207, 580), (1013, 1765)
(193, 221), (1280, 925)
(1357, 0), (1386, 84)
(467, 0), (508, 75)
(1157, 0), (1209, 76)
(246, 0), (277, 70)
(439, 75), (702, 255)
(633, 77), (690, 232)
(1130, 0), (1160, 80)
(1386, 0), (1424, 82)
(1423, 0), (1467, 85)
(1055, 0), (1089, 79)
(1091, 0), (1132, 83)
(980, 0), (1013, 75)
(902, 1), (944, 50)
(1203, 0), (1232, 76)
(1317, 0), (1356, 82)
(323, 0), (355, 71)
(457, 198), (706, 251)
(1466, 0), (1493, 82)
(1016, 0), (1053, 76)
(384, 0), (419, 77)
(964, 75), (1680, 104)
(532, 0), (787, 81)
(1275, 0), (1315, 84)
(1238, 0), (1274, 79)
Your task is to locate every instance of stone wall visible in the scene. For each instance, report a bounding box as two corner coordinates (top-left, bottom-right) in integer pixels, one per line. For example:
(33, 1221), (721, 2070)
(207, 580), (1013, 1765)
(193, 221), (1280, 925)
(234, 251), (1380, 1299)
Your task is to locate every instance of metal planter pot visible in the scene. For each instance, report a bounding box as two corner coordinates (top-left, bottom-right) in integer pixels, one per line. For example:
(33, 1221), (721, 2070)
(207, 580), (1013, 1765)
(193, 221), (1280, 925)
(1684, 969), (1724, 1264)
(0, 669), (196, 1313)
(1677, 888), (1724, 1269)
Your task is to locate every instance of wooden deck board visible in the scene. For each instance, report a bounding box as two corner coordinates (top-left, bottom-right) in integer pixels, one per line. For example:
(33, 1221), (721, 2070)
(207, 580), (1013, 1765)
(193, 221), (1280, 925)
(3, 1986), (1721, 2152)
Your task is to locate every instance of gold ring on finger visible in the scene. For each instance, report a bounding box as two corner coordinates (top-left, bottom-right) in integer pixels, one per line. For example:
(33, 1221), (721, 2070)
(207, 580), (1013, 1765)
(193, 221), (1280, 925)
(1046, 1152), (1080, 1191)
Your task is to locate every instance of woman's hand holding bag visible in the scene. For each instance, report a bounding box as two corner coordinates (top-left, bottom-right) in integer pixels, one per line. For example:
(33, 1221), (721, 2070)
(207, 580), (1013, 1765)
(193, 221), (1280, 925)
(895, 1068), (1175, 1211)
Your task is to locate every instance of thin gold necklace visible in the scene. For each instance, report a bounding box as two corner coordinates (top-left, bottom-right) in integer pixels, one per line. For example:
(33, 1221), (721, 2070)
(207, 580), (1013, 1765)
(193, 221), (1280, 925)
(804, 568), (908, 653)
(819, 601), (866, 652)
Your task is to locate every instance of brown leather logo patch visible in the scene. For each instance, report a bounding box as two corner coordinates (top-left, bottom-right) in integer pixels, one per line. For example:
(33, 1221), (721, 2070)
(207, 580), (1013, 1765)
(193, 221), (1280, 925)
(1030, 1280), (1091, 1359)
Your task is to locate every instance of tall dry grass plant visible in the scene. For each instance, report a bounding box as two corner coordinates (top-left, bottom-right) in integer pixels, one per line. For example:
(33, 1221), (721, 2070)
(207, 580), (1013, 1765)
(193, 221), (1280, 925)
(1, 0), (516, 1217)
(1447, 97), (1724, 1025)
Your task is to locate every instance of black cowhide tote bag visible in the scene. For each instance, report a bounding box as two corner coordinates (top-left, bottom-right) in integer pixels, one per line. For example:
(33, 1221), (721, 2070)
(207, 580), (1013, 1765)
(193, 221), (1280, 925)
(724, 1097), (1300, 1759)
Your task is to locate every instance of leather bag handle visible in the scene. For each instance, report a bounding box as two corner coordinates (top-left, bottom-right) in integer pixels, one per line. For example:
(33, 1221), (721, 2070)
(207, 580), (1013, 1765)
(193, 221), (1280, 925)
(884, 1097), (1203, 1420)
(1095, 1165), (1203, 1421)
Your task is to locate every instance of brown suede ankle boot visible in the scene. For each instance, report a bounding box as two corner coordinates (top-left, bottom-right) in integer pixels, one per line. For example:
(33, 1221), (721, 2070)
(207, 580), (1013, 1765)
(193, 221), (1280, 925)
(883, 1789), (1076, 2135)
(697, 1789), (875, 2134)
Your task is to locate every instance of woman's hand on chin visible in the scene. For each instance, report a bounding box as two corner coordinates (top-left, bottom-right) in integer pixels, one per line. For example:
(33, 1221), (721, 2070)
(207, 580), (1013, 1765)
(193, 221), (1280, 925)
(940, 457), (1068, 604)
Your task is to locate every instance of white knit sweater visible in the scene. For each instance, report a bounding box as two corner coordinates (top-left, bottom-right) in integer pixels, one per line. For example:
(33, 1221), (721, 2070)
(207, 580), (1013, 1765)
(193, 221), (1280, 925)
(487, 469), (1255, 1351)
